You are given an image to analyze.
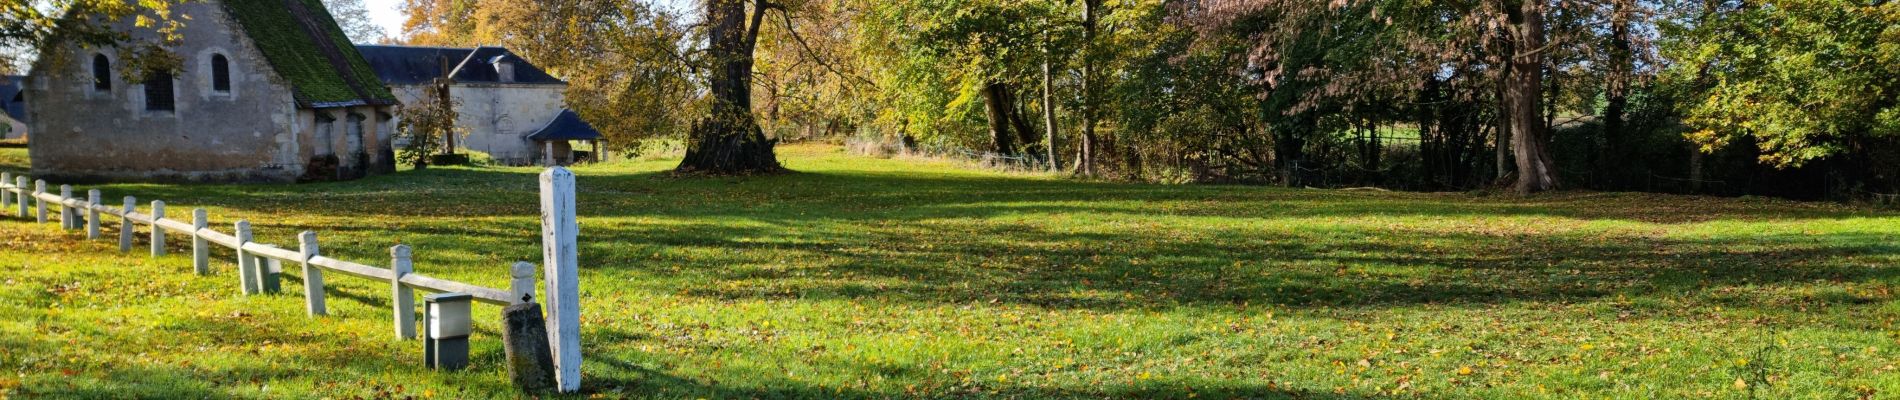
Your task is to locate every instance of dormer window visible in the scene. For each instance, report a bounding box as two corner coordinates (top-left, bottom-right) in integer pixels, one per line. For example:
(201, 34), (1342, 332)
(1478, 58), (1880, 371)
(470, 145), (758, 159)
(91, 54), (111, 92)
(211, 54), (231, 92)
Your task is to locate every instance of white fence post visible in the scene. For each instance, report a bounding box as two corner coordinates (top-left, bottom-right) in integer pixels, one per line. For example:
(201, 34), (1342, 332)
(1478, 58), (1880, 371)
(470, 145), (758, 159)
(86, 190), (101, 239)
(192, 209), (209, 275)
(149, 201), (166, 257)
(540, 167), (581, 392)
(392, 244), (416, 340)
(509, 261), (536, 304)
(299, 231), (326, 316)
(235, 220), (257, 295)
(34, 180), (45, 223)
(119, 197), (134, 252)
(0, 172), (11, 214)
(15, 177), (27, 217)
(262, 258), (282, 293)
(58, 185), (73, 230)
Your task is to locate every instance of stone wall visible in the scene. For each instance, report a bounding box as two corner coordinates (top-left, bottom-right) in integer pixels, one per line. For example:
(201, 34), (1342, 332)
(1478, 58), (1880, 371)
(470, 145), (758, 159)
(24, 2), (392, 183)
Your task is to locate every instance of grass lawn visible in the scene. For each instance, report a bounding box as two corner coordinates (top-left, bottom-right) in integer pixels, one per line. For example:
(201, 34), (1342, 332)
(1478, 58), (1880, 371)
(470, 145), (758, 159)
(1, 144), (1897, 399)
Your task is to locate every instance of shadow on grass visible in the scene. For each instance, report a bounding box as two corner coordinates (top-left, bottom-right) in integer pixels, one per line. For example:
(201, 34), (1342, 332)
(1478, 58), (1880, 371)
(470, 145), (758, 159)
(584, 350), (1390, 400)
(46, 165), (1898, 315)
(7, 154), (1899, 398)
(56, 165), (1887, 223)
(585, 212), (1899, 313)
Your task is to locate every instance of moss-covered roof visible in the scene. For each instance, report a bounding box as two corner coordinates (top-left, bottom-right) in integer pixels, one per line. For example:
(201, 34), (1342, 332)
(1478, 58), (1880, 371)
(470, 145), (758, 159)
(221, 0), (396, 108)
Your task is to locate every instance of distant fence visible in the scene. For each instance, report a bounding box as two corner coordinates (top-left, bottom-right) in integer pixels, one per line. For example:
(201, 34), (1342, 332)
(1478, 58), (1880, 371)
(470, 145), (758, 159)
(0, 168), (583, 391)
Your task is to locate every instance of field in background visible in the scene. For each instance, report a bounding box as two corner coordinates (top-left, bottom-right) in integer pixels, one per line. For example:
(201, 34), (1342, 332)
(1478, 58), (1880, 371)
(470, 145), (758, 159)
(1, 144), (1897, 399)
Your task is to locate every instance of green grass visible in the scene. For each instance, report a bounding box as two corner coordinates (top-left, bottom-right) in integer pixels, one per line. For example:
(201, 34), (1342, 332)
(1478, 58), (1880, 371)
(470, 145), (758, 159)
(2, 144), (1897, 399)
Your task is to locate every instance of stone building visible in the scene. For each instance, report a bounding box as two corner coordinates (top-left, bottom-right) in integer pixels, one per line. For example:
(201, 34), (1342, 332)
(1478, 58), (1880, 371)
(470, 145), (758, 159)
(26, 0), (399, 183)
(357, 45), (602, 165)
(0, 76), (26, 140)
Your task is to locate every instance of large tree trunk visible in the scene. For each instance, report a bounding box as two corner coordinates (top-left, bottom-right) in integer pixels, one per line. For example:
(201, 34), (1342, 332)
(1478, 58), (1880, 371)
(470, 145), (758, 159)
(981, 81), (1020, 156)
(1688, 147), (1704, 193)
(1006, 89), (1039, 150)
(678, 0), (783, 174)
(1600, 0), (1633, 187)
(1075, 0), (1101, 177)
(1274, 114), (1313, 187)
(1504, 0), (1558, 194)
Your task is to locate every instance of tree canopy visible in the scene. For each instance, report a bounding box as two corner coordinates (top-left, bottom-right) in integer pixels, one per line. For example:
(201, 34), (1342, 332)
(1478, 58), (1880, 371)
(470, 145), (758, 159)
(13, 0), (1874, 196)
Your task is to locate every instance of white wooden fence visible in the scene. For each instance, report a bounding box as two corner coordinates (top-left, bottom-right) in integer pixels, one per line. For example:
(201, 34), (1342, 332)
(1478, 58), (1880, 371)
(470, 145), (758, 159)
(0, 169), (583, 391)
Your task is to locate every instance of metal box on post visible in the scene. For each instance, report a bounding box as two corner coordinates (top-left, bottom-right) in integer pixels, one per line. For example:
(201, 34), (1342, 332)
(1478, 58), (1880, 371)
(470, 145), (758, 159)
(423, 293), (474, 370)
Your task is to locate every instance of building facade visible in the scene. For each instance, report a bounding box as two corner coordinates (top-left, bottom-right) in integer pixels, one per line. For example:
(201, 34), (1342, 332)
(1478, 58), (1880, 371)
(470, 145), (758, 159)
(358, 45), (599, 165)
(26, 0), (399, 183)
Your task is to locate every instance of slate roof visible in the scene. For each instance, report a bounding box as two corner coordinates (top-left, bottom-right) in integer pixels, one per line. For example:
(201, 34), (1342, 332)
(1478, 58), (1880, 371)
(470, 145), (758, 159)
(221, 0), (397, 108)
(355, 45), (566, 86)
(527, 109), (604, 141)
(0, 76), (24, 121)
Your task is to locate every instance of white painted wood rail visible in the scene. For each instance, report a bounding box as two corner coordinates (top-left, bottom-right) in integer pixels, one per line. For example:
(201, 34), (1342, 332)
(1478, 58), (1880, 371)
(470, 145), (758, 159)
(0, 171), (580, 378)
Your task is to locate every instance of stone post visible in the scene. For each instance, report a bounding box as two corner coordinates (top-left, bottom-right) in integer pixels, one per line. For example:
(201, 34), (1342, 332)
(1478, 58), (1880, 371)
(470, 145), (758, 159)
(235, 220), (257, 295)
(58, 185), (73, 230)
(502, 302), (557, 392)
(261, 257), (282, 294)
(34, 180), (45, 223)
(299, 232), (326, 316)
(119, 197), (135, 252)
(192, 209), (210, 275)
(15, 177), (27, 217)
(151, 200), (168, 255)
(149, 201), (166, 256)
(509, 261), (536, 304)
(392, 244), (416, 340)
(86, 190), (101, 239)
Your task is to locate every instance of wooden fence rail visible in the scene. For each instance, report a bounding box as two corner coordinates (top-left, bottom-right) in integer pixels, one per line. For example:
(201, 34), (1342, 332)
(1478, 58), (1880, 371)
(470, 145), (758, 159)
(0, 171), (544, 331)
(0, 169), (582, 391)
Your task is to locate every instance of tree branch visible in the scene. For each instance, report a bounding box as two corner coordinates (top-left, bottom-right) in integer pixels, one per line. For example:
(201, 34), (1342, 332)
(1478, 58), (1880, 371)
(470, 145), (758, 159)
(744, 0), (776, 52)
(772, 11), (879, 92)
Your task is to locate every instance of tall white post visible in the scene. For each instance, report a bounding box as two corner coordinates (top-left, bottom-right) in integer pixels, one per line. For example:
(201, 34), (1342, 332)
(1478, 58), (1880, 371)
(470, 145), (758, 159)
(149, 201), (166, 256)
(119, 197), (135, 252)
(86, 190), (101, 239)
(299, 231), (326, 316)
(391, 245), (416, 340)
(235, 220), (257, 295)
(58, 185), (73, 230)
(34, 180), (45, 223)
(15, 177), (28, 217)
(192, 209), (210, 275)
(509, 261), (536, 304)
(540, 167), (581, 392)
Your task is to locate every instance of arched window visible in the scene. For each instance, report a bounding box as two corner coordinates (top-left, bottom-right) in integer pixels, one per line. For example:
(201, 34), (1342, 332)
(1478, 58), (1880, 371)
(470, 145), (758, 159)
(91, 54), (111, 92)
(211, 54), (231, 92)
(144, 71), (174, 111)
